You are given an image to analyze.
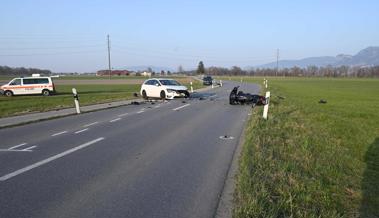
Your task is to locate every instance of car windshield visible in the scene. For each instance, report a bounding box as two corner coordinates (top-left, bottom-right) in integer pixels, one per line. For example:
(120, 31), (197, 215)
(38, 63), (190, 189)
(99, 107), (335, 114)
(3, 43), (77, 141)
(159, 79), (181, 86)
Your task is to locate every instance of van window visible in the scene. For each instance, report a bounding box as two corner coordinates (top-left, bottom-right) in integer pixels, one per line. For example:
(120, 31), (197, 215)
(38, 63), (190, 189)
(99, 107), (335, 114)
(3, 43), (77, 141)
(9, 79), (21, 86)
(23, 78), (49, 85)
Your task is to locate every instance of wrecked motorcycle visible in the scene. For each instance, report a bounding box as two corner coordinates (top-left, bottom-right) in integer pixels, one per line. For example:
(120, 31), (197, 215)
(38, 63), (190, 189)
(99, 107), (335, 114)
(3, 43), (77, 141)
(229, 86), (267, 107)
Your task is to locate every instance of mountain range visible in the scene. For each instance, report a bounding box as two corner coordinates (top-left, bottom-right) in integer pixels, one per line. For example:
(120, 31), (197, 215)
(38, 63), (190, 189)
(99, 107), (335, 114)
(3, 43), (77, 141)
(258, 46), (379, 68)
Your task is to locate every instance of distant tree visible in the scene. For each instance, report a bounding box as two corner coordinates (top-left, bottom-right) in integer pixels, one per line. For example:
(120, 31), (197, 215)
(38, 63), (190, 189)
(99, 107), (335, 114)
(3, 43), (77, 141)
(147, 67), (153, 73)
(161, 70), (165, 75)
(197, 61), (205, 75)
(231, 66), (243, 75)
(167, 70), (172, 75)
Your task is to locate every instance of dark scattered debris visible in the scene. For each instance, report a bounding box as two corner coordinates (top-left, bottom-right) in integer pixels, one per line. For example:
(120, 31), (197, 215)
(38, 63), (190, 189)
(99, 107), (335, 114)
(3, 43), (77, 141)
(131, 101), (140, 105)
(276, 95), (285, 100)
(182, 101), (187, 103)
(199, 97), (205, 100)
(133, 93), (138, 97)
(319, 99), (327, 104)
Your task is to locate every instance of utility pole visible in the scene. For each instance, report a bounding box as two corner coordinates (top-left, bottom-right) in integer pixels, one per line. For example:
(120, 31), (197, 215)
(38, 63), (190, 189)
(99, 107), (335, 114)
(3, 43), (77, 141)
(107, 34), (112, 80)
(276, 48), (279, 77)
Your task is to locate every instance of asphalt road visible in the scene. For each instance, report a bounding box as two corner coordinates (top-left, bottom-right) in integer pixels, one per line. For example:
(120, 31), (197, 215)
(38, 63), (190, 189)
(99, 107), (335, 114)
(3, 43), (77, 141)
(0, 81), (259, 218)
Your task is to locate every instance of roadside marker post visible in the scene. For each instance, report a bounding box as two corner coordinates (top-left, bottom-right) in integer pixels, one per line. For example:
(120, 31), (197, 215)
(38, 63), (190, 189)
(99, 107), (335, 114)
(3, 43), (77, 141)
(211, 82), (214, 89)
(263, 91), (270, 120)
(190, 82), (194, 93)
(265, 79), (268, 89)
(220, 80), (223, 87)
(72, 88), (81, 114)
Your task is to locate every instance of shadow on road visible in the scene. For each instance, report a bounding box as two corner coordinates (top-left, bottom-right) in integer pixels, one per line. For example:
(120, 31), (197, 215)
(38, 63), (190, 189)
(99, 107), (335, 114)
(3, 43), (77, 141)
(360, 137), (379, 218)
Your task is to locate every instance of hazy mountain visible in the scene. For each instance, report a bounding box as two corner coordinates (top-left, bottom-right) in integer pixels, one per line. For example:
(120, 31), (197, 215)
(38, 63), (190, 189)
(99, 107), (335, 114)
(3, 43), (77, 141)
(119, 66), (174, 72)
(258, 46), (379, 68)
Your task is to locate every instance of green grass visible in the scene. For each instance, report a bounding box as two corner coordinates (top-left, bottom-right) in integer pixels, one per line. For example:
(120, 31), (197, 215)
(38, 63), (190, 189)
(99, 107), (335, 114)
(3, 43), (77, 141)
(0, 81), (203, 118)
(233, 77), (379, 217)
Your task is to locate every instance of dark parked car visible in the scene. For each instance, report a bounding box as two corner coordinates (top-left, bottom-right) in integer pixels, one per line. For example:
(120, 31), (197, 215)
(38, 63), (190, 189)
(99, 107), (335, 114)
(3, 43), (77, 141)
(203, 76), (213, 85)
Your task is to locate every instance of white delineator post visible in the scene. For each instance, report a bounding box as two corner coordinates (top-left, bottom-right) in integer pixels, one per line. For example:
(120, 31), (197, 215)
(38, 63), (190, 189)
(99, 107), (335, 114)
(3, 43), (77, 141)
(190, 82), (194, 93)
(211, 81), (214, 89)
(220, 80), (223, 87)
(265, 79), (268, 89)
(72, 88), (81, 114)
(263, 91), (270, 120)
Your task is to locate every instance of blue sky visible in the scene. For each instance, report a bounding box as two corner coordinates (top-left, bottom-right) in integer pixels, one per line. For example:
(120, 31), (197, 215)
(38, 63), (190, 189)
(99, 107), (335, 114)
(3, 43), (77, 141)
(1, 0), (378, 72)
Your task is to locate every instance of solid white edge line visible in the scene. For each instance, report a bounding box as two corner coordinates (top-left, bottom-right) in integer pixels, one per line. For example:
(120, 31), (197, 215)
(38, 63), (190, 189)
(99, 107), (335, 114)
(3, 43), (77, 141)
(51, 131), (67, 137)
(83, 122), (98, 127)
(136, 111), (144, 114)
(109, 118), (121, 122)
(21, 146), (36, 151)
(0, 137), (105, 181)
(8, 143), (27, 150)
(74, 128), (89, 134)
(173, 104), (191, 111)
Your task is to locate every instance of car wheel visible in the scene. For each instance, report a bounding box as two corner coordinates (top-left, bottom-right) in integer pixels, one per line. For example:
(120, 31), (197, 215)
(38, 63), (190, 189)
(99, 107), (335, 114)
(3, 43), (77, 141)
(4, 90), (13, 97)
(160, 90), (166, 99)
(42, 89), (50, 96)
(184, 91), (190, 98)
(142, 90), (148, 99)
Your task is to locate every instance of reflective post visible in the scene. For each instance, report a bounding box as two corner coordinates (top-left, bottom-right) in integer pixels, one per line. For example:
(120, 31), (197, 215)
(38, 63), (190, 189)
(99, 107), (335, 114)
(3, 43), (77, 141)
(72, 88), (81, 114)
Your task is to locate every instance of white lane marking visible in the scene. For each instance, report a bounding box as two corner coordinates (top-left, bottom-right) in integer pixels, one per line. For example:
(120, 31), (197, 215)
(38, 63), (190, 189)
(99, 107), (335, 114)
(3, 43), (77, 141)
(51, 131), (67, 137)
(154, 105), (160, 108)
(110, 118), (121, 122)
(173, 104), (191, 111)
(74, 128), (89, 134)
(0, 137), (105, 181)
(83, 122), (98, 127)
(7, 143), (27, 150)
(0, 149), (33, 152)
(22, 146), (37, 151)
(118, 113), (129, 117)
(136, 110), (144, 114)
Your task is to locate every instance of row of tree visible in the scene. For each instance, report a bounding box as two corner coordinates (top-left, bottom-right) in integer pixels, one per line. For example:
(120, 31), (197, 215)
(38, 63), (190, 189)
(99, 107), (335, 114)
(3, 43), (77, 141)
(191, 61), (379, 77)
(0, 66), (52, 76)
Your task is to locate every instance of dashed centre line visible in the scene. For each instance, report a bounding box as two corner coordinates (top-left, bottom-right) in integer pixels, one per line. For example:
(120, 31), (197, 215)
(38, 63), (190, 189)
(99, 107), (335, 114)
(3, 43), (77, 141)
(83, 122), (98, 127)
(118, 113), (129, 117)
(173, 104), (191, 111)
(110, 118), (121, 122)
(51, 131), (67, 137)
(74, 128), (89, 134)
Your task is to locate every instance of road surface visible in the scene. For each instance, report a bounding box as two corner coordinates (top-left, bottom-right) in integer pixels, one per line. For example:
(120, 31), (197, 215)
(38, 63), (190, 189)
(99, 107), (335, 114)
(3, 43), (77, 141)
(0, 81), (259, 218)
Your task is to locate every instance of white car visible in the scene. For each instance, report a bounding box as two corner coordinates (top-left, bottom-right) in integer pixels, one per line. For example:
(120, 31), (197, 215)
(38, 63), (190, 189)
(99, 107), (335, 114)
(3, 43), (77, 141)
(140, 78), (189, 100)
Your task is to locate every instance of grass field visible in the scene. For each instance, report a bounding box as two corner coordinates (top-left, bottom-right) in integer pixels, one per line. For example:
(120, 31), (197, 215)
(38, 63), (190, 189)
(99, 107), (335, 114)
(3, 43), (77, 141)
(0, 80), (203, 118)
(233, 77), (379, 217)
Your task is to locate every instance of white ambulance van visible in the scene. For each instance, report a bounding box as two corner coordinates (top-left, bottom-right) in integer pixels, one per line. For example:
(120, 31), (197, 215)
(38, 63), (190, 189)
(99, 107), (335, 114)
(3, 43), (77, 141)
(0, 74), (56, 97)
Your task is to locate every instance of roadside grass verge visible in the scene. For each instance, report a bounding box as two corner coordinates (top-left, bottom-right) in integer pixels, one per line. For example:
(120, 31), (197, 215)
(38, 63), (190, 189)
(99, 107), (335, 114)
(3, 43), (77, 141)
(234, 77), (379, 217)
(0, 81), (204, 118)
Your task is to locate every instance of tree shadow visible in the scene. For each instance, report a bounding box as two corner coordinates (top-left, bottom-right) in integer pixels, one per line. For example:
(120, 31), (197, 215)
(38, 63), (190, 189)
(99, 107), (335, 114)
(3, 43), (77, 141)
(360, 137), (379, 218)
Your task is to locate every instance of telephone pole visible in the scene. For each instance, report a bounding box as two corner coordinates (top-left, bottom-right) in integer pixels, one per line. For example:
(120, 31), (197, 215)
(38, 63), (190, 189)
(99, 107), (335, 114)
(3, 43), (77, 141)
(107, 34), (112, 80)
(276, 48), (279, 77)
